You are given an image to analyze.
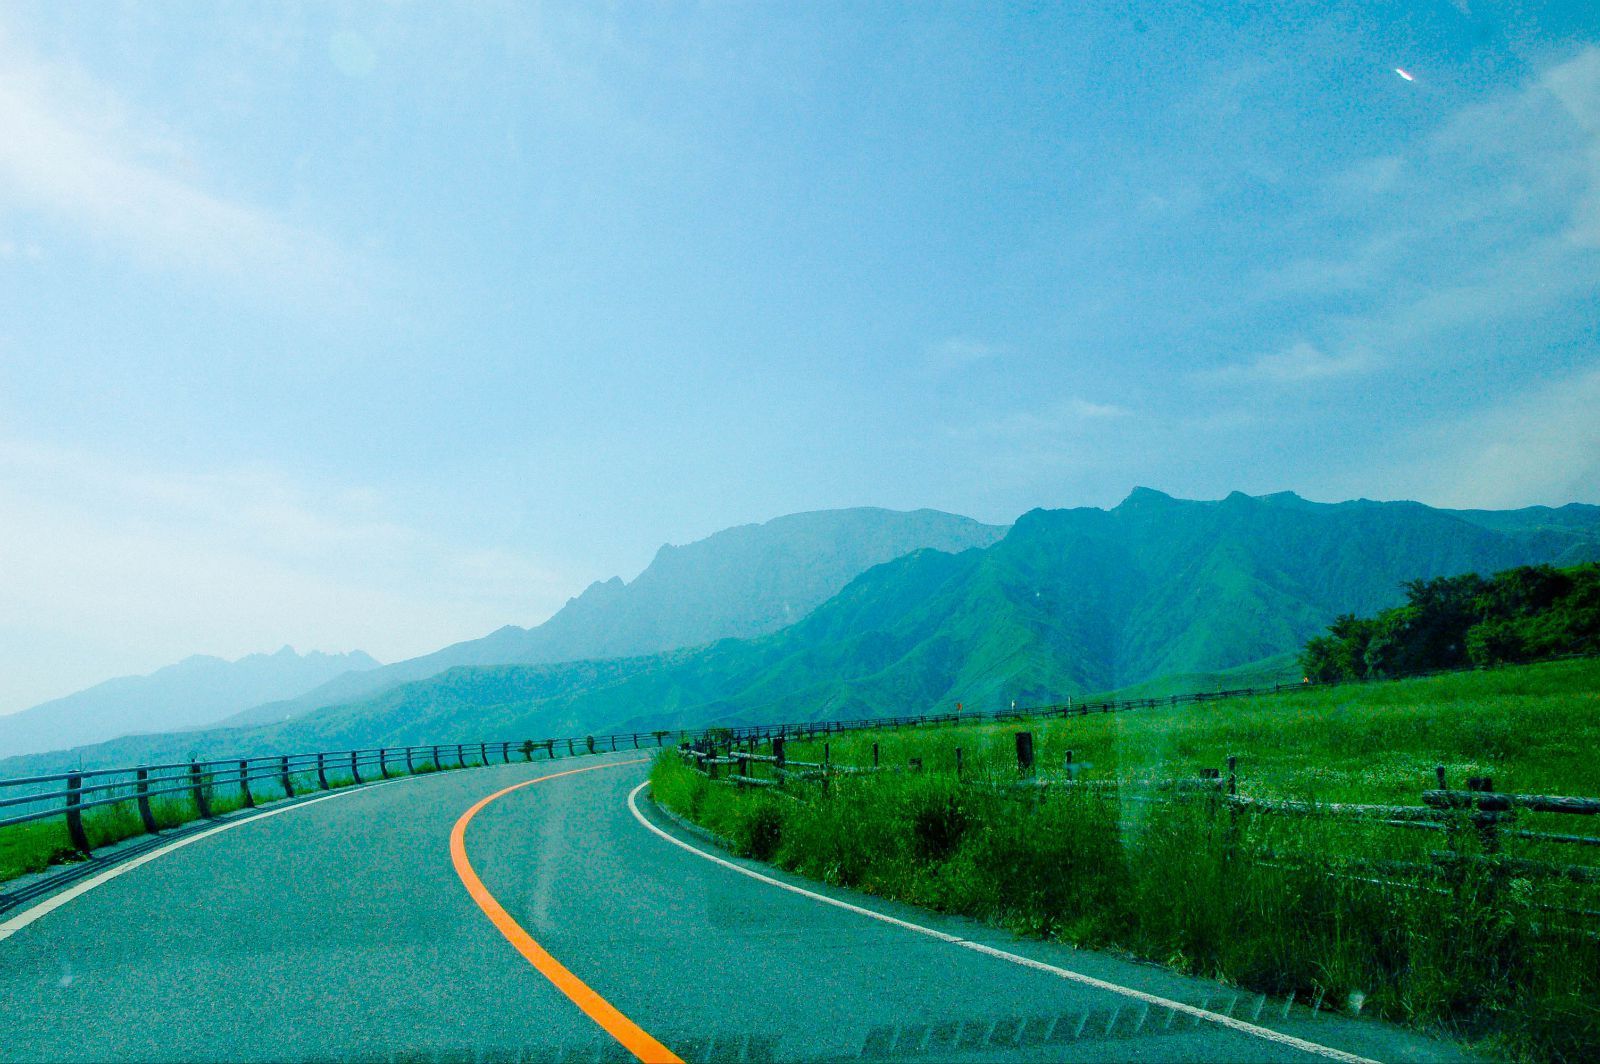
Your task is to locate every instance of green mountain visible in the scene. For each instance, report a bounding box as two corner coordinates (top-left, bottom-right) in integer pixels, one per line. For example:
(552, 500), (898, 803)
(0, 647), (380, 760)
(18, 489), (1594, 773)
(219, 507), (1006, 729)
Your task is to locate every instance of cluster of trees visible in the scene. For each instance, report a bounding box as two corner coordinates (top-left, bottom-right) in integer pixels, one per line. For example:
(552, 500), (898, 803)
(1300, 563), (1600, 683)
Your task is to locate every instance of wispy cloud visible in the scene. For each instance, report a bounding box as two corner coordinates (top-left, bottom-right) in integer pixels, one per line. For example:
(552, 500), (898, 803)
(0, 28), (349, 295)
(924, 336), (1005, 374)
(1199, 341), (1371, 386)
(1263, 47), (1600, 367)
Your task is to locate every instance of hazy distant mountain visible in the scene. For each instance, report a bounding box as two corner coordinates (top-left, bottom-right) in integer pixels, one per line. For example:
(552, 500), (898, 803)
(219, 507), (1007, 727)
(0, 647), (380, 760)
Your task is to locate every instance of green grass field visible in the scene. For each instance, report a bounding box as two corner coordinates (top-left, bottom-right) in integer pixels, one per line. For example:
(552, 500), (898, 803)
(651, 658), (1600, 1063)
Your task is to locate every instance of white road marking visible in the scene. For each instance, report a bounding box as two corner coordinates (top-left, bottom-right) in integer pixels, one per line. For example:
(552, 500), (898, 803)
(627, 781), (1381, 1064)
(0, 773), (429, 943)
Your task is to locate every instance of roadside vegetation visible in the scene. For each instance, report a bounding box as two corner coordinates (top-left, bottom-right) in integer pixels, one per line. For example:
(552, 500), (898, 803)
(0, 760), (448, 885)
(650, 657), (1600, 1063)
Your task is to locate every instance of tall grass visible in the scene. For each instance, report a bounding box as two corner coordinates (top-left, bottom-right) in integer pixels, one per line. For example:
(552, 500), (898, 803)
(651, 658), (1600, 1062)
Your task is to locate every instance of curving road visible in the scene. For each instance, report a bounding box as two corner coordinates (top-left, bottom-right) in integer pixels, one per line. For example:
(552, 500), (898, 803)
(0, 754), (1470, 1063)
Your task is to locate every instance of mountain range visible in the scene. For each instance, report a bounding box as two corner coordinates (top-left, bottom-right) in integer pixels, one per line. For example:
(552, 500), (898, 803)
(0, 648), (380, 760)
(218, 507), (1006, 728)
(0, 508), (1003, 769)
(6, 490), (1595, 775)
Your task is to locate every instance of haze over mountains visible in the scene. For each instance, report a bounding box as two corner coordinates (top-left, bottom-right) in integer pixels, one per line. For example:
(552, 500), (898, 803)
(6, 490), (1596, 775)
(0, 648), (379, 760)
(219, 508), (1006, 729)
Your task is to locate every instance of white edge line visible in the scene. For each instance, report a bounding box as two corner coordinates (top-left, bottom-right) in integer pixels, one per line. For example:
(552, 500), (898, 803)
(0, 772), (431, 943)
(626, 780), (1381, 1064)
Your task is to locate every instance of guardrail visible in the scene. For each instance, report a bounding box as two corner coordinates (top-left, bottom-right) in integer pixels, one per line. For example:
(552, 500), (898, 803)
(1, 733), (688, 859)
(0, 715), (981, 864)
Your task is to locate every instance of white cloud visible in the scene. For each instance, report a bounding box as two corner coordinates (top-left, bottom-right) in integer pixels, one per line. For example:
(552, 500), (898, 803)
(925, 336), (1004, 374)
(0, 28), (347, 294)
(1065, 398), (1132, 419)
(1199, 341), (1371, 386)
(0, 441), (575, 713)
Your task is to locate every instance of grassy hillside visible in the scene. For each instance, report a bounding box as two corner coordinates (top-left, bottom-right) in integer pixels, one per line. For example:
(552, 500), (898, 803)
(653, 658), (1600, 1062)
(775, 656), (1600, 801)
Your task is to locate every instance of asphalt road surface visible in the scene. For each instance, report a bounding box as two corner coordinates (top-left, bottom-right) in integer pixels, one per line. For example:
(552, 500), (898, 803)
(0, 753), (1474, 1062)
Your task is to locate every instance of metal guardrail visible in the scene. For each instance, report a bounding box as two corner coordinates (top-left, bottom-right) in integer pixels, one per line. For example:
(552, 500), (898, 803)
(0, 733), (684, 855)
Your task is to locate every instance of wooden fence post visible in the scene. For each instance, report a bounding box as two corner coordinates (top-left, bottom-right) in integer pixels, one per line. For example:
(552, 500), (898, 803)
(64, 772), (90, 852)
(1468, 776), (1501, 855)
(280, 755), (293, 797)
(872, 742), (879, 768)
(317, 752), (329, 790)
(773, 736), (786, 766)
(378, 748), (390, 779)
(479, 742), (488, 765)
(1015, 732), (1035, 776)
(405, 747), (415, 774)
(239, 760), (254, 808)
(1225, 756), (1239, 865)
(955, 747), (963, 778)
(135, 767), (158, 834)
(547, 740), (556, 759)
(351, 750), (362, 784)
(190, 763), (211, 818)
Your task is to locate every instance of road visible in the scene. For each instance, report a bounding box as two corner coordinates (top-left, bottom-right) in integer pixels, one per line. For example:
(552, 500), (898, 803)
(0, 754), (1471, 1062)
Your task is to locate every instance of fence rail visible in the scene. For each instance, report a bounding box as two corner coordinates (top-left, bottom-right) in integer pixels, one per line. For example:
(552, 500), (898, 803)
(676, 735), (1600, 929)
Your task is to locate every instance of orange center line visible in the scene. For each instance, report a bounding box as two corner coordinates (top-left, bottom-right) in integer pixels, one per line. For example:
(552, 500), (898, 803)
(449, 758), (681, 1064)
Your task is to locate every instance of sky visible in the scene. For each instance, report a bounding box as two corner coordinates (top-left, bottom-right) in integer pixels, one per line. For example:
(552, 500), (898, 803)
(2, 1), (1599, 712)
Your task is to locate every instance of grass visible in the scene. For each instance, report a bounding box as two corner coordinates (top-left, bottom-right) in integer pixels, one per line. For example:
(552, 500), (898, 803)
(0, 759), (455, 885)
(650, 657), (1600, 1063)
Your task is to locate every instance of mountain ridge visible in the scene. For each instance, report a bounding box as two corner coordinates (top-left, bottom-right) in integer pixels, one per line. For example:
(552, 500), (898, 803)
(9, 489), (1597, 776)
(0, 648), (381, 760)
(210, 507), (1008, 728)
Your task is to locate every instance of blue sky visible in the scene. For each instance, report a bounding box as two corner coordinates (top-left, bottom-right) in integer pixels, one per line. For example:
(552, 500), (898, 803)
(2, 1), (1599, 710)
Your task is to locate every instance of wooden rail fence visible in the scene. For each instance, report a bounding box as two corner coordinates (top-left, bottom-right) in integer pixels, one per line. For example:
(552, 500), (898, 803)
(676, 732), (1600, 929)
